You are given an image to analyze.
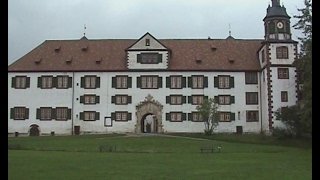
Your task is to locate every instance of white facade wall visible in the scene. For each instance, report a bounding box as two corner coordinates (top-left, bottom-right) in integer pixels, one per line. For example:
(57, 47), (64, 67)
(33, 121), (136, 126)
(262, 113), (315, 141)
(8, 72), (74, 135)
(270, 67), (297, 128)
(9, 71), (271, 135)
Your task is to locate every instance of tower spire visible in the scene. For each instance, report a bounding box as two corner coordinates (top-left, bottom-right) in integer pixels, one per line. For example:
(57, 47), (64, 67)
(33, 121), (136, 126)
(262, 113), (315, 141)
(229, 23), (231, 36)
(83, 24), (86, 36)
(271, 0), (281, 7)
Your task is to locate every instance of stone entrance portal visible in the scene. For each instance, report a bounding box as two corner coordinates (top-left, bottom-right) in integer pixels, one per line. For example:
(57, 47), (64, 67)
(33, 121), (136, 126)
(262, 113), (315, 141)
(135, 94), (163, 133)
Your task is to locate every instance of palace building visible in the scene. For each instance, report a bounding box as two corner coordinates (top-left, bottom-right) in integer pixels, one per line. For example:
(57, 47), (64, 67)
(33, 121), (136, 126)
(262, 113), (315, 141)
(8, 0), (299, 136)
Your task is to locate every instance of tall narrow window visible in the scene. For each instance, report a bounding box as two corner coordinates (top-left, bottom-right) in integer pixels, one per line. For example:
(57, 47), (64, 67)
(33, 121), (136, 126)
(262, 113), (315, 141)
(40, 107), (52, 120)
(116, 76), (128, 88)
(192, 76), (203, 88)
(261, 49), (265, 63)
(56, 107), (68, 120)
(219, 76), (230, 88)
(171, 76), (182, 88)
(85, 76), (96, 88)
(41, 76), (53, 89)
(281, 91), (288, 102)
(145, 39), (150, 46)
(57, 76), (68, 89)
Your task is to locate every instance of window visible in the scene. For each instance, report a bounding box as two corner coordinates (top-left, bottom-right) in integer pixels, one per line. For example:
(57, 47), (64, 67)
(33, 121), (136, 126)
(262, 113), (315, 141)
(246, 92), (258, 105)
(12, 76), (29, 89)
(192, 112), (203, 122)
(140, 76), (159, 89)
(40, 76), (53, 89)
(85, 76), (96, 88)
(167, 76), (186, 89)
(276, 46), (288, 59)
(80, 94), (100, 104)
(166, 95), (185, 105)
(171, 95), (182, 105)
(215, 95), (234, 105)
(170, 112), (182, 122)
(278, 68), (289, 79)
(85, 95), (96, 104)
(281, 91), (288, 102)
(57, 76), (68, 89)
(56, 107), (68, 120)
(171, 76), (182, 88)
(79, 111), (100, 121)
(219, 76), (229, 88)
(192, 95), (204, 105)
(10, 107), (28, 120)
(245, 72), (258, 84)
(112, 112), (132, 121)
(116, 95), (127, 105)
(261, 49), (265, 63)
(145, 39), (150, 46)
(40, 107), (52, 120)
(220, 112), (231, 122)
(246, 111), (259, 122)
(116, 76), (127, 89)
(214, 76), (234, 89)
(111, 95), (131, 105)
(84, 111), (96, 121)
(81, 75), (100, 89)
(138, 53), (162, 64)
(192, 76), (203, 88)
(219, 96), (230, 105)
(112, 76), (131, 89)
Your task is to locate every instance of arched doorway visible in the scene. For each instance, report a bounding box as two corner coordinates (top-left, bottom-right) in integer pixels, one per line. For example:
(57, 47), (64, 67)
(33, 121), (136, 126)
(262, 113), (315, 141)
(141, 113), (158, 133)
(29, 124), (40, 136)
(135, 94), (163, 133)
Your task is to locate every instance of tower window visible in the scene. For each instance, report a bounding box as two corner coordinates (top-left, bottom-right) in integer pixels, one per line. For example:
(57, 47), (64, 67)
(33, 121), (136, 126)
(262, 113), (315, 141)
(146, 39), (150, 46)
(276, 46), (288, 59)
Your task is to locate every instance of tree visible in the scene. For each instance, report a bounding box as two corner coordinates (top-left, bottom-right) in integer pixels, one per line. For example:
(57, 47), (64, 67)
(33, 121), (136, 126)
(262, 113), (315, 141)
(196, 98), (220, 135)
(293, 0), (312, 135)
(274, 105), (304, 137)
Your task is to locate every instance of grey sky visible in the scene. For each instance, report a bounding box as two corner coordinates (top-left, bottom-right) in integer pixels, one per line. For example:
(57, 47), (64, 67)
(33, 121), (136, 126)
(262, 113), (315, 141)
(8, 0), (305, 65)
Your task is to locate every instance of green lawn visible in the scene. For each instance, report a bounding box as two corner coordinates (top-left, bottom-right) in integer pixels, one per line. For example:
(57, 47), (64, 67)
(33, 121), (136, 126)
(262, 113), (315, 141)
(8, 133), (312, 180)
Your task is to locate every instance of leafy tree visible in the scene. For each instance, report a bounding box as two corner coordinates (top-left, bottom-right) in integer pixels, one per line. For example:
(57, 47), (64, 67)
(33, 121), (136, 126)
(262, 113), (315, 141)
(196, 98), (220, 135)
(293, 0), (312, 135)
(274, 105), (304, 137)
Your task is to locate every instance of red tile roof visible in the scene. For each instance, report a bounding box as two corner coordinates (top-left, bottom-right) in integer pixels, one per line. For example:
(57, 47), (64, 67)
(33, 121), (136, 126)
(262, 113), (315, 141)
(8, 36), (263, 72)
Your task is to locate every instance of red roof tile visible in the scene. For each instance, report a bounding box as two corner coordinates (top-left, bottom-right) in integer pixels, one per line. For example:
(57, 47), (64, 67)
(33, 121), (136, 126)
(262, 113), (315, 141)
(8, 37), (263, 72)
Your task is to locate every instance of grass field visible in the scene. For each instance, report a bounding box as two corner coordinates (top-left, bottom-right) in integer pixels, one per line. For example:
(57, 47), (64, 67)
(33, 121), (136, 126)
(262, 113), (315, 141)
(8, 133), (312, 180)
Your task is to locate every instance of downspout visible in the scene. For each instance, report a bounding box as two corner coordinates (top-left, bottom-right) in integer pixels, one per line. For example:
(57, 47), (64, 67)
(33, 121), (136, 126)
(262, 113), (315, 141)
(259, 71), (263, 133)
(71, 72), (75, 135)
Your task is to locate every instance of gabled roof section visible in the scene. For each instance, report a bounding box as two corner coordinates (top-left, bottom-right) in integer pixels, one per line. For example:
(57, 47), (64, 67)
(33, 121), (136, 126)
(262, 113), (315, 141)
(8, 36), (264, 72)
(125, 32), (170, 51)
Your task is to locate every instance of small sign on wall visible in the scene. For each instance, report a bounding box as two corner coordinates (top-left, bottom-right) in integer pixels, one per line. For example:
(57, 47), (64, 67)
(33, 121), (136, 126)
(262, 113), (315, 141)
(104, 117), (112, 127)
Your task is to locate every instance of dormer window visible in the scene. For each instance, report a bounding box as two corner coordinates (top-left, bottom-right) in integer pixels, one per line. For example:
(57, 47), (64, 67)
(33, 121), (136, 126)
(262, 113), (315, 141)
(137, 53), (162, 64)
(145, 39), (150, 46)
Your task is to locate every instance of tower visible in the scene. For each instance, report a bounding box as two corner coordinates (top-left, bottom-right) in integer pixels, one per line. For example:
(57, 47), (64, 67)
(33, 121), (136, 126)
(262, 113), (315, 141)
(260, 0), (298, 133)
(263, 0), (292, 41)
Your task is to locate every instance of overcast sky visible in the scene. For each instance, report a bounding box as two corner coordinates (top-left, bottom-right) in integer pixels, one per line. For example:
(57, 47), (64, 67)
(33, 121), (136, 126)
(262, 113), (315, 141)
(8, 0), (305, 65)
